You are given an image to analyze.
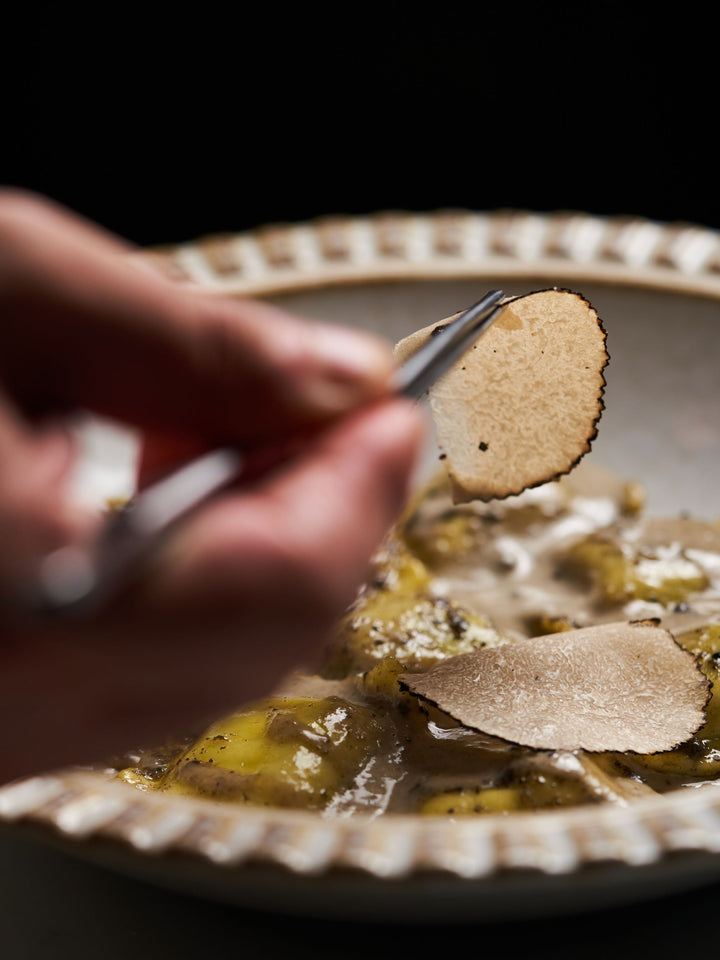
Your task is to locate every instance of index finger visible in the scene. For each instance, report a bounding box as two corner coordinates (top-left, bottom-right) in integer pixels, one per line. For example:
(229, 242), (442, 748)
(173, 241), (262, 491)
(0, 191), (395, 441)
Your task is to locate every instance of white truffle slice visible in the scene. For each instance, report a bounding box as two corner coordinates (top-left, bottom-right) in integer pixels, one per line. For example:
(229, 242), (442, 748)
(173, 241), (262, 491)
(395, 288), (608, 503)
(401, 621), (709, 753)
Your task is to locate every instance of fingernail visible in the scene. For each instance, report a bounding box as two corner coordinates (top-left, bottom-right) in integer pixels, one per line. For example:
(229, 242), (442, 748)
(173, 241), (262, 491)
(301, 325), (395, 414)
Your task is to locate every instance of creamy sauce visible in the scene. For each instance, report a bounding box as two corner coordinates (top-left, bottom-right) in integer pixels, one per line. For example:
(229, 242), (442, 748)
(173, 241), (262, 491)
(117, 462), (720, 816)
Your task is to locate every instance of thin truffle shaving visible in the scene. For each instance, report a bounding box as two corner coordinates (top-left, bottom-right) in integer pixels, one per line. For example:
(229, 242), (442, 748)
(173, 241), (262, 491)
(395, 288), (608, 502)
(401, 621), (710, 753)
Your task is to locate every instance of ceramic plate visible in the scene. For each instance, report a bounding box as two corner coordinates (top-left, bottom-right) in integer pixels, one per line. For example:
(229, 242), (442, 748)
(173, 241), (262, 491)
(3, 209), (720, 922)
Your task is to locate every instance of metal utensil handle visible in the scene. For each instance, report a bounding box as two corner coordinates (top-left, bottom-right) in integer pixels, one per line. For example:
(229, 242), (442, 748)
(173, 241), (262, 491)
(394, 289), (504, 398)
(31, 291), (505, 616)
(34, 449), (242, 614)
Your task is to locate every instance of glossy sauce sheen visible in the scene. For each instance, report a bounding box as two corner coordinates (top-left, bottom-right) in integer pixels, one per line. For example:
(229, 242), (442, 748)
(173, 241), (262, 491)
(118, 463), (720, 816)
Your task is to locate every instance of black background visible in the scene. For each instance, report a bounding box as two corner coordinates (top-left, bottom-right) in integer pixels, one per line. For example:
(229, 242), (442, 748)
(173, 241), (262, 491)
(3, 6), (720, 951)
(4, 3), (717, 247)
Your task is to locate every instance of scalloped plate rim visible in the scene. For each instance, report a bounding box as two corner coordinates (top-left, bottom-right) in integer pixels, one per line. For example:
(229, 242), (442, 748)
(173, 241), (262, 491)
(5, 208), (720, 919)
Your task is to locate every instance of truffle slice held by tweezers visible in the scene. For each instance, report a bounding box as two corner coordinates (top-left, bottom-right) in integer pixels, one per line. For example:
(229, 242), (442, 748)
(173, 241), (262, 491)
(395, 288), (608, 503)
(401, 620), (710, 754)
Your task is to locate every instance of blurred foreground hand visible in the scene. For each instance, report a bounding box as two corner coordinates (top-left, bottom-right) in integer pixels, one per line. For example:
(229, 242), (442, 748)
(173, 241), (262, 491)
(0, 190), (424, 781)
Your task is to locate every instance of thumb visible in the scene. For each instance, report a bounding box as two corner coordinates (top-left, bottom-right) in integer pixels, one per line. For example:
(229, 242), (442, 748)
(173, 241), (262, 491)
(133, 398), (427, 629)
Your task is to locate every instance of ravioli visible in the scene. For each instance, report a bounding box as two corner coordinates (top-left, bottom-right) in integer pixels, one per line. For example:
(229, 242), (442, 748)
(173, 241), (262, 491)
(117, 464), (720, 816)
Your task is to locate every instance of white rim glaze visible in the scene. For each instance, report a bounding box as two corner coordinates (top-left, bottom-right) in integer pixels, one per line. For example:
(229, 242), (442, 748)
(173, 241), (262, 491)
(4, 209), (720, 883)
(137, 209), (720, 299)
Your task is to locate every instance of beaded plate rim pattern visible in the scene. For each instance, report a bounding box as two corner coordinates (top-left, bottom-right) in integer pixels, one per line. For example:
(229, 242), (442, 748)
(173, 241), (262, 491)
(135, 207), (720, 298)
(4, 208), (720, 885)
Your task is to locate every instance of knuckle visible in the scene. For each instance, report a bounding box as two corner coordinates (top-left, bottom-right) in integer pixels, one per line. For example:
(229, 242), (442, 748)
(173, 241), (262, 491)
(192, 294), (312, 378)
(186, 298), (257, 384)
(0, 190), (61, 289)
(0, 188), (52, 239)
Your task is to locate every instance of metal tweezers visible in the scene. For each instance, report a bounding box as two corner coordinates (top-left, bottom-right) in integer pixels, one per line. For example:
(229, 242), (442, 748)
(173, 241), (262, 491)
(31, 289), (505, 617)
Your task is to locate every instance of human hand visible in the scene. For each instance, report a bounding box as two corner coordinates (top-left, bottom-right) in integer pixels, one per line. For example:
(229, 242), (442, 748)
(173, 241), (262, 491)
(0, 191), (425, 781)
